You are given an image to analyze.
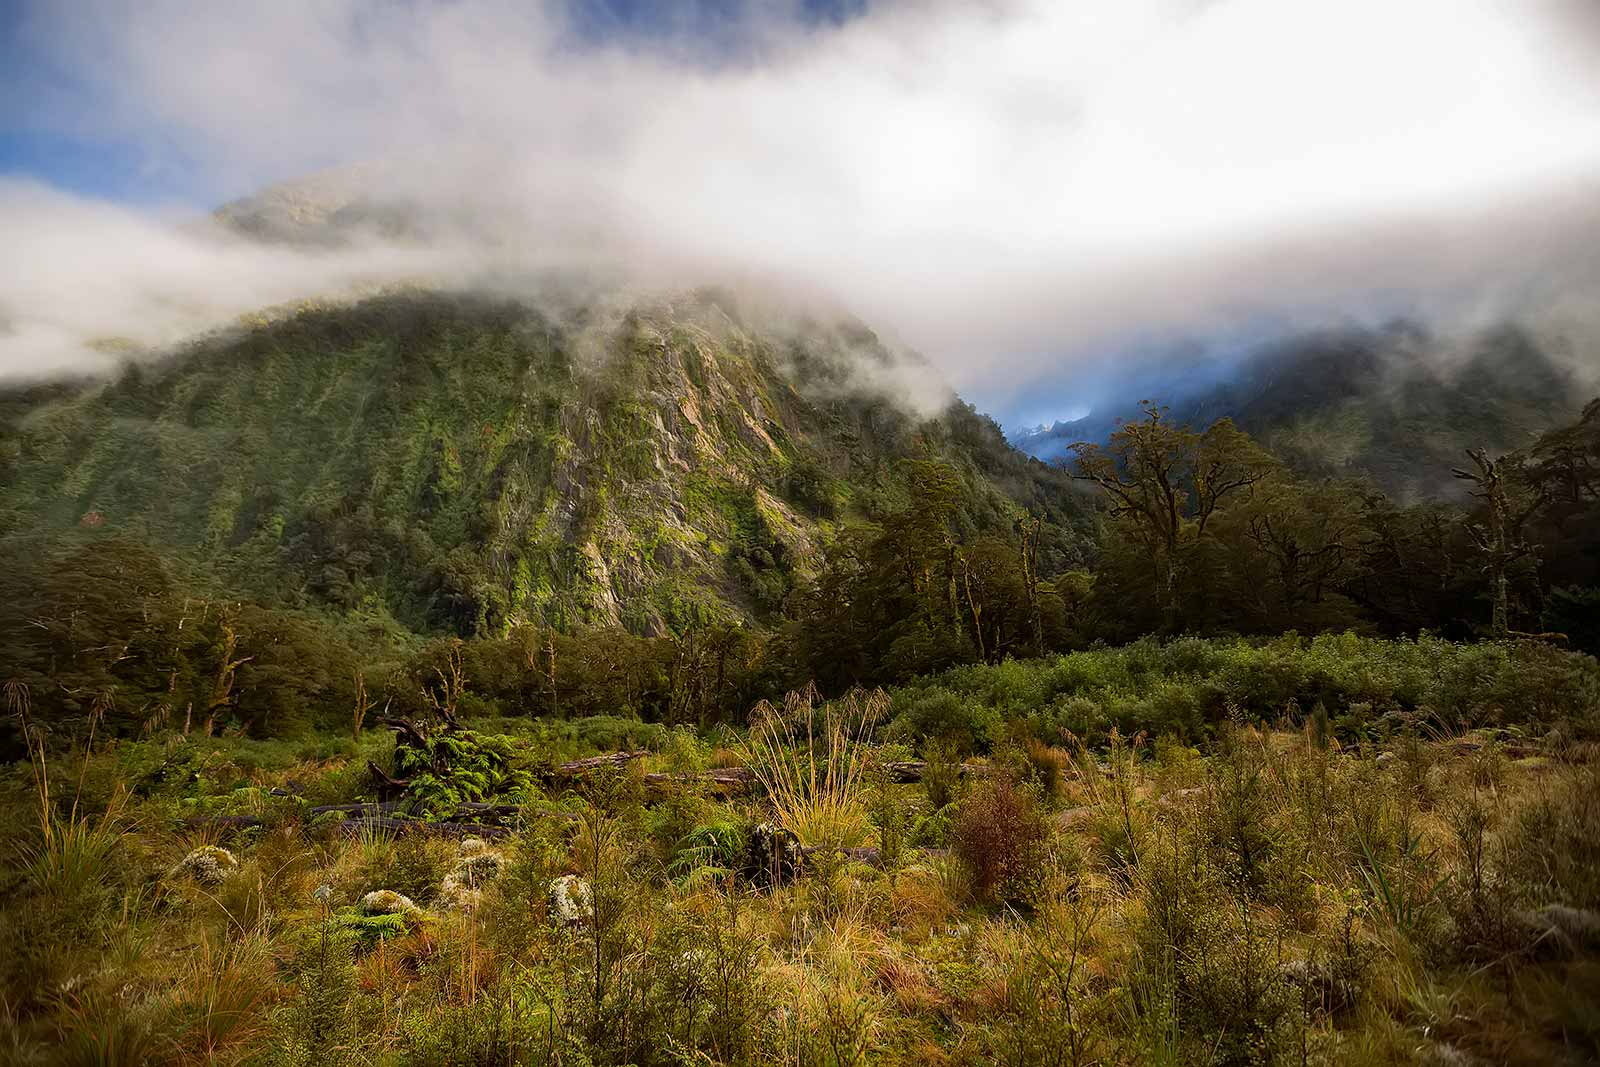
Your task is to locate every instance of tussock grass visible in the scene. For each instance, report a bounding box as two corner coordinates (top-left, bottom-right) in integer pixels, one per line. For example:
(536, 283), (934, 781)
(6, 650), (1600, 1065)
(742, 684), (887, 848)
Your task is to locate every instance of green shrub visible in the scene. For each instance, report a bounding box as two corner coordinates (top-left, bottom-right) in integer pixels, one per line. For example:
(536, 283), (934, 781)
(1129, 838), (1301, 1066)
(887, 688), (995, 751)
(1426, 640), (1600, 731)
(667, 816), (748, 882)
(396, 730), (537, 814)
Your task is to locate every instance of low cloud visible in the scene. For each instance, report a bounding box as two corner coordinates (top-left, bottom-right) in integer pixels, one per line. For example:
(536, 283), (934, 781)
(4, 0), (1600, 423)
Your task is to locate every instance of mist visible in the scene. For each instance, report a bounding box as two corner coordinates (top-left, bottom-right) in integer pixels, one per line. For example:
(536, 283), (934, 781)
(4, 0), (1600, 425)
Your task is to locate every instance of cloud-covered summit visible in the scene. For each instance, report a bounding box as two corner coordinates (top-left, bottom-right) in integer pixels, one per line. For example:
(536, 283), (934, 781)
(4, 0), (1600, 422)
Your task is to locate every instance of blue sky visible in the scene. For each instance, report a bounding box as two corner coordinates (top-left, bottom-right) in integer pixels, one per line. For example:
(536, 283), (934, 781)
(0, 0), (869, 206)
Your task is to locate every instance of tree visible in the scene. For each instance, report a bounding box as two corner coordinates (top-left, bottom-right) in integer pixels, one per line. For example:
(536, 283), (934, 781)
(1072, 406), (1277, 629)
(1452, 448), (1545, 637)
(1202, 476), (1365, 633)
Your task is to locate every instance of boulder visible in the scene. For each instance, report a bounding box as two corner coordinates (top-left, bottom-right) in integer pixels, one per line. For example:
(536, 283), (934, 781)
(359, 889), (422, 918)
(1515, 903), (1600, 957)
(440, 838), (506, 910)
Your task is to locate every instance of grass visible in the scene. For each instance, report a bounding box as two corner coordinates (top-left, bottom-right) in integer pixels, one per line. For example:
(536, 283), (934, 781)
(3, 639), (1599, 1065)
(741, 684), (886, 849)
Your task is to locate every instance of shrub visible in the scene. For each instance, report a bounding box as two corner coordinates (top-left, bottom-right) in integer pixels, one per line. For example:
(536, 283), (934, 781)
(355, 831), (452, 905)
(1500, 763), (1600, 909)
(667, 816), (748, 883)
(396, 730), (536, 814)
(953, 776), (1051, 906)
(1129, 838), (1301, 1066)
(1427, 641), (1600, 732)
(1029, 694), (1107, 744)
(1197, 724), (1310, 911)
(399, 995), (526, 1067)
(921, 737), (964, 810)
(886, 688), (995, 751)
(1024, 739), (1069, 801)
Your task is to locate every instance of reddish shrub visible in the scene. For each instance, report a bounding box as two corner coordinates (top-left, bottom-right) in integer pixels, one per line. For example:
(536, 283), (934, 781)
(953, 776), (1051, 905)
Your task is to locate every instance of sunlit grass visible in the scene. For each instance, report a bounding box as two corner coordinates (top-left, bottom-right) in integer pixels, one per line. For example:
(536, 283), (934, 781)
(741, 684), (886, 849)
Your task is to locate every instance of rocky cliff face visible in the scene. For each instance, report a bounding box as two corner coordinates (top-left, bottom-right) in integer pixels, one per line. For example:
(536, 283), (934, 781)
(0, 288), (1087, 638)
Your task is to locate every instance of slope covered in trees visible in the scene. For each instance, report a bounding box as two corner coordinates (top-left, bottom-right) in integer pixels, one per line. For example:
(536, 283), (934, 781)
(0, 290), (1097, 742)
(1015, 322), (1587, 501)
(0, 290), (1090, 641)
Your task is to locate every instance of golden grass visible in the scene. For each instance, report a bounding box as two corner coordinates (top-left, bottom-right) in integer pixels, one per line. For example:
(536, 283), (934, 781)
(741, 684), (888, 848)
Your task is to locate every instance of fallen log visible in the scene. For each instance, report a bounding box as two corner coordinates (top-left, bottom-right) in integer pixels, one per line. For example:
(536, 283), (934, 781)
(643, 767), (758, 795)
(335, 816), (511, 839)
(881, 760), (986, 783)
(450, 802), (524, 818)
(549, 751), (651, 778)
(367, 760), (413, 800)
(180, 815), (262, 834)
(798, 845), (889, 868)
(308, 801), (409, 817)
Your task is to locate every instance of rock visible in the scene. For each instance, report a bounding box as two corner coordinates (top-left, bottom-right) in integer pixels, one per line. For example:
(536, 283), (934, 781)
(1422, 1043), (1482, 1066)
(359, 889), (422, 917)
(169, 845), (240, 885)
(1055, 805), (1096, 828)
(800, 845), (883, 868)
(1533, 904), (1600, 947)
(1280, 958), (1360, 1015)
(1156, 787), (1203, 809)
(549, 875), (592, 924)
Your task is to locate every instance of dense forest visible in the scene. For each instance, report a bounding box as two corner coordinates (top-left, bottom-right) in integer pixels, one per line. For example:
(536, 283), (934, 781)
(4, 294), (1599, 1065)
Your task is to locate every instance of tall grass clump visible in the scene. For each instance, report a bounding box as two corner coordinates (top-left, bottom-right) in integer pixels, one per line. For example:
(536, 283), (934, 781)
(742, 684), (887, 848)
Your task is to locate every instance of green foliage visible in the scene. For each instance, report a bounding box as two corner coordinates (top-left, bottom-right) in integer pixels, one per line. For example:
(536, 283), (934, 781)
(397, 729), (536, 813)
(888, 632), (1600, 750)
(666, 816), (748, 882)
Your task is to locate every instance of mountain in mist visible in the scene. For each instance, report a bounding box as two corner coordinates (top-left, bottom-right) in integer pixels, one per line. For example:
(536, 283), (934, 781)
(1012, 322), (1590, 500)
(210, 164), (413, 245)
(0, 289), (1089, 640)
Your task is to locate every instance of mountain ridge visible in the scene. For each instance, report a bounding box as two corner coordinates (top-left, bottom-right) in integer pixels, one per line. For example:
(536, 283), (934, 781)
(0, 288), (1091, 641)
(1011, 321), (1589, 499)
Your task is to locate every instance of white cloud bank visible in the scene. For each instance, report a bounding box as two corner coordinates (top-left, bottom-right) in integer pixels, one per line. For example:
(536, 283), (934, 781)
(4, 0), (1600, 415)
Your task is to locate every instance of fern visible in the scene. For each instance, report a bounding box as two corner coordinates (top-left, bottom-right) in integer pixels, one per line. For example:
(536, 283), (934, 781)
(399, 730), (536, 814)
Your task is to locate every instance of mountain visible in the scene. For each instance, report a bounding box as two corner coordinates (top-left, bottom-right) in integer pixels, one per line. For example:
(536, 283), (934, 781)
(0, 288), (1090, 640)
(1012, 322), (1592, 500)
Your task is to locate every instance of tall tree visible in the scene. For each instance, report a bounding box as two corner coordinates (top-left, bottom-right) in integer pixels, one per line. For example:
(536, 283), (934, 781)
(1452, 448), (1545, 637)
(1072, 406), (1276, 629)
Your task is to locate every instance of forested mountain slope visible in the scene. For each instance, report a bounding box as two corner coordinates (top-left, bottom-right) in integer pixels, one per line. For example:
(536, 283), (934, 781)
(0, 290), (1090, 640)
(1015, 322), (1588, 500)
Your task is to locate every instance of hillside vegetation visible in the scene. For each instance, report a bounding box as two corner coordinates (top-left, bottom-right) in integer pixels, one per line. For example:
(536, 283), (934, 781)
(1015, 323), (1585, 502)
(0, 291), (1088, 639)
(3, 638), (1599, 1065)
